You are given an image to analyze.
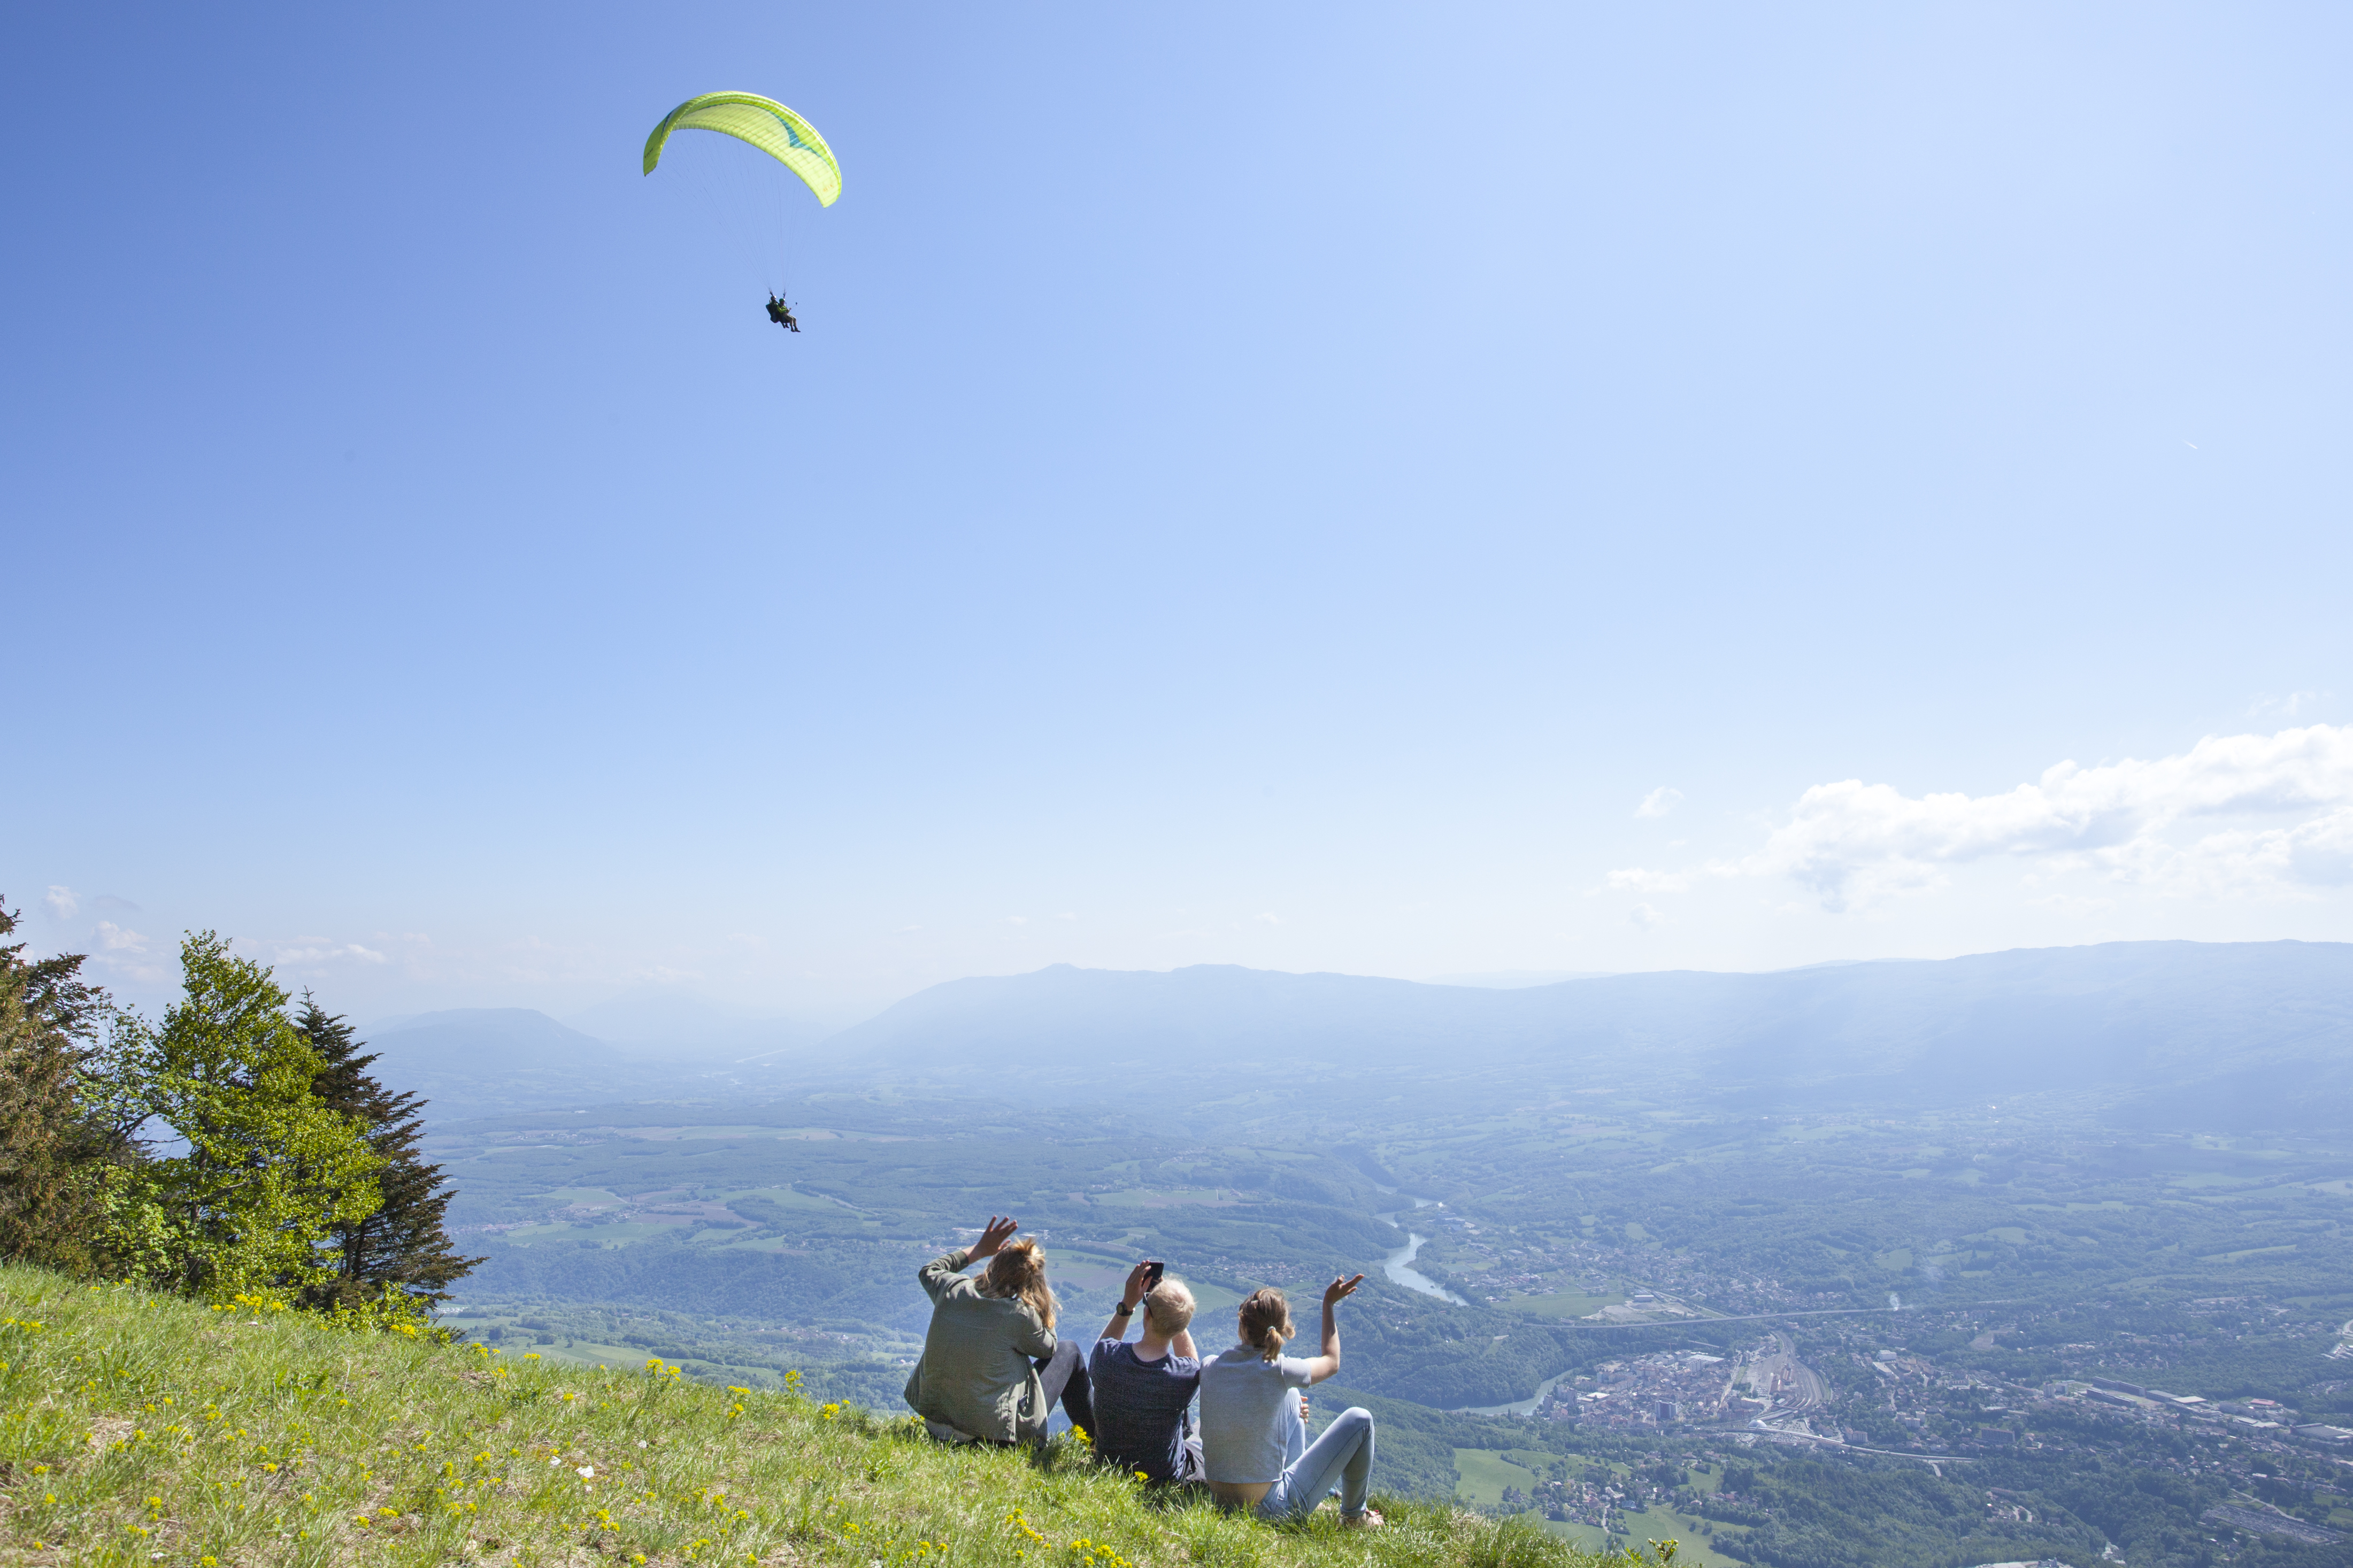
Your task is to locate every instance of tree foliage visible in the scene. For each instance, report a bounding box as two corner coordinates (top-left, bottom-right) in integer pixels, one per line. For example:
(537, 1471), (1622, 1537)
(120, 931), (385, 1301)
(0, 909), (468, 1330)
(295, 996), (480, 1318)
(0, 901), (132, 1273)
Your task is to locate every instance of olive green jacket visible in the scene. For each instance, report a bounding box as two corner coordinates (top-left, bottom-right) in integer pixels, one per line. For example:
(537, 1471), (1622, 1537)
(902, 1247), (1059, 1445)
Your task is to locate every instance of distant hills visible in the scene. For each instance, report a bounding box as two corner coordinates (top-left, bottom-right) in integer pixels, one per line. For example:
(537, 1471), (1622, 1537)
(814, 941), (2353, 1129)
(358, 1009), (694, 1119)
(559, 992), (837, 1060)
(358, 999), (841, 1119)
(362, 942), (2353, 1132)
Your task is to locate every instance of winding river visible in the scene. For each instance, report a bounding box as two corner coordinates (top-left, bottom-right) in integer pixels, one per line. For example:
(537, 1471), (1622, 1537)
(1374, 1196), (1468, 1305)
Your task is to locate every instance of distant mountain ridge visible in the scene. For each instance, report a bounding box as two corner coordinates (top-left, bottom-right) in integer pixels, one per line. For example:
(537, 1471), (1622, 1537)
(360, 942), (2353, 1132)
(814, 941), (2353, 1127)
(560, 992), (837, 1059)
(359, 1009), (688, 1120)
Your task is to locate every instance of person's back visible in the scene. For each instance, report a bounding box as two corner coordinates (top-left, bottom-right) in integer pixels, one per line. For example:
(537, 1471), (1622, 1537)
(902, 1217), (1093, 1447)
(1087, 1274), (1204, 1481)
(1196, 1281), (1382, 1527)
(1197, 1347), (1309, 1482)
(906, 1265), (1053, 1441)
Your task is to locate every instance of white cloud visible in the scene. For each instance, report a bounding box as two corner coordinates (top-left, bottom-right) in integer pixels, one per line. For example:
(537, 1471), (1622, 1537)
(1629, 903), (1665, 930)
(42, 886), (77, 921)
(84, 920), (169, 985)
(266, 940), (389, 966)
(1255, 912), (1281, 925)
(1635, 787), (1683, 820)
(1753, 723), (2353, 909)
(1007, 915), (1028, 926)
(93, 921), (147, 953)
(1610, 723), (2353, 914)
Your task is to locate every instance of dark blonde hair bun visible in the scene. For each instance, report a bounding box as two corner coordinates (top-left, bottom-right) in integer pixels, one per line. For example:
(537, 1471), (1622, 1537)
(1239, 1287), (1293, 1362)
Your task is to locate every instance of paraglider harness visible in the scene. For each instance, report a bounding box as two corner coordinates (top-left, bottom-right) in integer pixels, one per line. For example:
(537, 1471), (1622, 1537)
(765, 292), (801, 333)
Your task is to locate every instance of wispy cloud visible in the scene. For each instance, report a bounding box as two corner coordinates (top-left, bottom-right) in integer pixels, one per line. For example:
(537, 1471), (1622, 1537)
(1254, 912), (1281, 925)
(93, 921), (147, 953)
(42, 886), (76, 921)
(1635, 786), (1683, 820)
(1606, 723), (2353, 913)
(1606, 867), (1693, 894)
(2251, 690), (2330, 721)
(85, 920), (168, 985)
(264, 940), (389, 966)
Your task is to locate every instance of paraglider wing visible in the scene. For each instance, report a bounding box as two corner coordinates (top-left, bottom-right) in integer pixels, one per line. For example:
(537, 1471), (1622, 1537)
(642, 92), (841, 207)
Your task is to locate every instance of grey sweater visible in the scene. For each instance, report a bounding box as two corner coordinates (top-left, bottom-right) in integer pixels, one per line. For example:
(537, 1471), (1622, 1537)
(901, 1247), (1057, 1444)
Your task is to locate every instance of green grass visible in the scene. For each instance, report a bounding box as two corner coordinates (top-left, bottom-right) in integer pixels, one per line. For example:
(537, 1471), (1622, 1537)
(1451, 1449), (1540, 1505)
(534, 1188), (627, 1207)
(500, 1222), (685, 1248)
(1087, 1189), (1241, 1209)
(1493, 1292), (1617, 1320)
(719, 1186), (840, 1211)
(0, 1263), (1619, 1568)
(1539, 1504), (1744, 1568)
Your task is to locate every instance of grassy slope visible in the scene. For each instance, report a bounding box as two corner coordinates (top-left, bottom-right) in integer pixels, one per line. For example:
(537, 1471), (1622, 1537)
(0, 1264), (1620, 1568)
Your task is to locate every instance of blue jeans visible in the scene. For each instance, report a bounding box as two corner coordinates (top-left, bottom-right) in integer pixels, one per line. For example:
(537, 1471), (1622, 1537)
(1256, 1407), (1375, 1520)
(1034, 1340), (1095, 1441)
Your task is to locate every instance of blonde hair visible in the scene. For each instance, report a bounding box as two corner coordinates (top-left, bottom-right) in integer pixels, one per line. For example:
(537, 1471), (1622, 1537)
(1238, 1287), (1293, 1362)
(981, 1237), (1058, 1332)
(1142, 1278), (1195, 1337)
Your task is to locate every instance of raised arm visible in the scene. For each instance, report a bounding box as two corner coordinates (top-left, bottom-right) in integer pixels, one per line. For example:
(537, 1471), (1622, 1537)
(1095, 1262), (1156, 1343)
(917, 1248), (974, 1303)
(1298, 1274), (1364, 1385)
(922, 1216), (1019, 1304)
(966, 1215), (1019, 1266)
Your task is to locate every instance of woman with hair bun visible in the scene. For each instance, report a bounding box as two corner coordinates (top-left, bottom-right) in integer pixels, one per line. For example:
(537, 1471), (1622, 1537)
(903, 1215), (1095, 1447)
(1197, 1274), (1382, 1527)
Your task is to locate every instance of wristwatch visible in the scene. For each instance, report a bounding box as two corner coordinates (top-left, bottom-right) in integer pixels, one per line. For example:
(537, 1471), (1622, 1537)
(1112, 1303), (1134, 1317)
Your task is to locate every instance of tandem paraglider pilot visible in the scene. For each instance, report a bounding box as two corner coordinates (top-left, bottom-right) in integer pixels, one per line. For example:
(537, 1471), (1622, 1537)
(643, 91), (839, 334)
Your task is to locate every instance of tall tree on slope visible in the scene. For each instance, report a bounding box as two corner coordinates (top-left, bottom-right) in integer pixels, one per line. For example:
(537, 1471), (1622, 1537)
(295, 996), (481, 1314)
(0, 899), (134, 1273)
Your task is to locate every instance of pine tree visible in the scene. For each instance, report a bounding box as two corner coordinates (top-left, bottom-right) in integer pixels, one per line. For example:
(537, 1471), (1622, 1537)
(295, 995), (482, 1314)
(0, 900), (132, 1274)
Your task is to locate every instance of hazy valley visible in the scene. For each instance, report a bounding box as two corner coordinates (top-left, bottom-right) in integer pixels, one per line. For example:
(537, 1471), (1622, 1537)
(347, 941), (2353, 1568)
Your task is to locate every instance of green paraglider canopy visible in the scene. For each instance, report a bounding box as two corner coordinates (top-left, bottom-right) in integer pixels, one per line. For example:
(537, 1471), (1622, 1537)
(643, 92), (840, 207)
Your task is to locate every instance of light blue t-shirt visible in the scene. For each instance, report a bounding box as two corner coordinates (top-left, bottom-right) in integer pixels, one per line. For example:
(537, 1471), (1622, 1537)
(1197, 1349), (1311, 1484)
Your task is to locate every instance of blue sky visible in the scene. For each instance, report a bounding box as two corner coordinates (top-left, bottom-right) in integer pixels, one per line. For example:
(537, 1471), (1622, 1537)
(9, 3), (2352, 1026)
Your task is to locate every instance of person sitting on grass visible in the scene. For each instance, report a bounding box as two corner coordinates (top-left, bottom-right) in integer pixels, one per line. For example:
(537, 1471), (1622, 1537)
(903, 1215), (1095, 1447)
(1197, 1275), (1383, 1527)
(1088, 1262), (1205, 1482)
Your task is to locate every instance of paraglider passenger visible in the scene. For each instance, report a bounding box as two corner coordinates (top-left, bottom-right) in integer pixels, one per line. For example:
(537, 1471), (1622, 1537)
(766, 293), (800, 331)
